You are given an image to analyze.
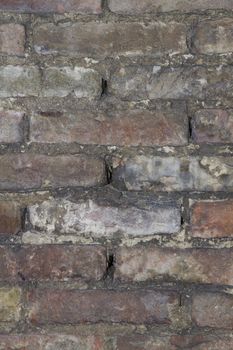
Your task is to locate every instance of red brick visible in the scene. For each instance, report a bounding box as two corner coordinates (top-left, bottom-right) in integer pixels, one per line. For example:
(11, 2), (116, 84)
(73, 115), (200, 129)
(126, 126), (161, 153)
(0, 245), (106, 281)
(0, 0), (102, 14)
(0, 334), (108, 350)
(192, 292), (233, 329)
(30, 104), (188, 146)
(115, 246), (233, 285)
(27, 289), (178, 325)
(0, 202), (21, 235)
(0, 24), (25, 56)
(194, 18), (233, 54)
(191, 200), (233, 238)
(108, 0), (233, 14)
(116, 335), (233, 350)
(0, 111), (24, 143)
(192, 109), (233, 144)
(33, 21), (187, 58)
(0, 154), (106, 190)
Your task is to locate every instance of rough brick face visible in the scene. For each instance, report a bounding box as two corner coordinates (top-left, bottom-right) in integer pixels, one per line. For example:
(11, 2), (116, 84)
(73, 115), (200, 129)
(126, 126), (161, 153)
(115, 246), (233, 285)
(192, 109), (233, 144)
(108, 0), (233, 14)
(0, 202), (21, 234)
(0, 245), (106, 281)
(30, 103), (188, 146)
(0, 0), (102, 14)
(192, 293), (233, 329)
(0, 154), (106, 190)
(0, 24), (25, 56)
(193, 18), (233, 54)
(28, 192), (181, 237)
(27, 289), (178, 325)
(33, 21), (187, 58)
(112, 155), (233, 191)
(0, 288), (21, 323)
(191, 200), (233, 238)
(0, 111), (24, 143)
(110, 65), (233, 100)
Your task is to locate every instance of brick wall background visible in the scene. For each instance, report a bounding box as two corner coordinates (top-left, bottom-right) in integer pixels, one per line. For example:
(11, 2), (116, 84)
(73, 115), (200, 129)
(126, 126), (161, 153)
(0, 1), (233, 349)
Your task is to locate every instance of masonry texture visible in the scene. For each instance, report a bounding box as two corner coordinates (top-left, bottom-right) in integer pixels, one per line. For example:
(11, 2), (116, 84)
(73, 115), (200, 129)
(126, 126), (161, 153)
(0, 1), (233, 349)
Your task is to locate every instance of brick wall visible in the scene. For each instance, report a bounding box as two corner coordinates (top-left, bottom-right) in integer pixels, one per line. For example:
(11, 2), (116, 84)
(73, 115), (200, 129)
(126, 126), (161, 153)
(0, 1), (233, 349)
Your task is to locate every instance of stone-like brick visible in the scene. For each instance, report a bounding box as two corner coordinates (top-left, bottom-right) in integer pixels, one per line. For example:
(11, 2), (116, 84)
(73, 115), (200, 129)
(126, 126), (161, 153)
(0, 0), (102, 14)
(0, 24), (25, 56)
(0, 245), (106, 281)
(191, 200), (233, 238)
(194, 18), (233, 54)
(192, 109), (233, 144)
(27, 289), (178, 325)
(115, 246), (233, 285)
(108, 0), (233, 14)
(0, 66), (101, 99)
(112, 155), (233, 191)
(171, 335), (233, 350)
(0, 154), (106, 190)
(30, 103), (188, 146)
(34, 21), (187, 58)
(116, 335), (233, 350)
(0, 111), (24, 143)
(192, 293), (233, 329)
(0, 202), (21, 234)
(0, 334), (232, 350)
(0, 66), (41, 98)
(0, 288), (21, 323)
(28, 191), (181, 237)
(42, 66), (101, 98)
(0, 335), (109, 350)
(110, 65), (233, 101)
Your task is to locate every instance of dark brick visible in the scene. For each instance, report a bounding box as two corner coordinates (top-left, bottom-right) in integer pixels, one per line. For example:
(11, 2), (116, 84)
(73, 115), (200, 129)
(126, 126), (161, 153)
(0, 154), (106, 190)
(27, 289), (178, 325)
(0, 202), (21, 235)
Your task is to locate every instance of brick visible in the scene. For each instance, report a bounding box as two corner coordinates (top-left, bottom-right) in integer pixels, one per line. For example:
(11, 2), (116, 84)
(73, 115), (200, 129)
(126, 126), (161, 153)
(42, 66), (101, 98)
(115, 246), (233, 285)
(170, 335), (233, 350)
(0, 335), (109, 350)
(112, 155), (233, 191)
(116, 335), (175, 350)
(27, 289), (178, 325)
(0, 288), (21, 323)
(110, 65), (233, 101)
(34, 21), (187, 58)
(0, 24), (25, 56)
(28, 191), (181, 237)
(0, 111), (24, 143)
(108, 0), (233, 14)
(194, 18), (233, 54)
(0, 0), (102, 14)
(0, 66), (40, 98)
(192, 109), (233, 144)
(0, 66), (101, 99)
(191, 200), (233, 238)
(0, 201), (21, 234)
(192, 293), (233, 329)
(116, 335), (233, 350)
(0, 334), (232, 350)
(0, 245), (106, 281)
(0, 154), (106, 190)
(30, 103), (188, 147)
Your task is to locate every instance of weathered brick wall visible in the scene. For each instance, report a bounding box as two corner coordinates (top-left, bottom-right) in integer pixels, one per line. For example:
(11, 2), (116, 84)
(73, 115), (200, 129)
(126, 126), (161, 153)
(0, 1), (233, 349)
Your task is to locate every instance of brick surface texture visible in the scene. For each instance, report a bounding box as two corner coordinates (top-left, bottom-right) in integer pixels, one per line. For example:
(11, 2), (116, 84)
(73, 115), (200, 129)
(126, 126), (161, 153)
(0, 0), (232, 347)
